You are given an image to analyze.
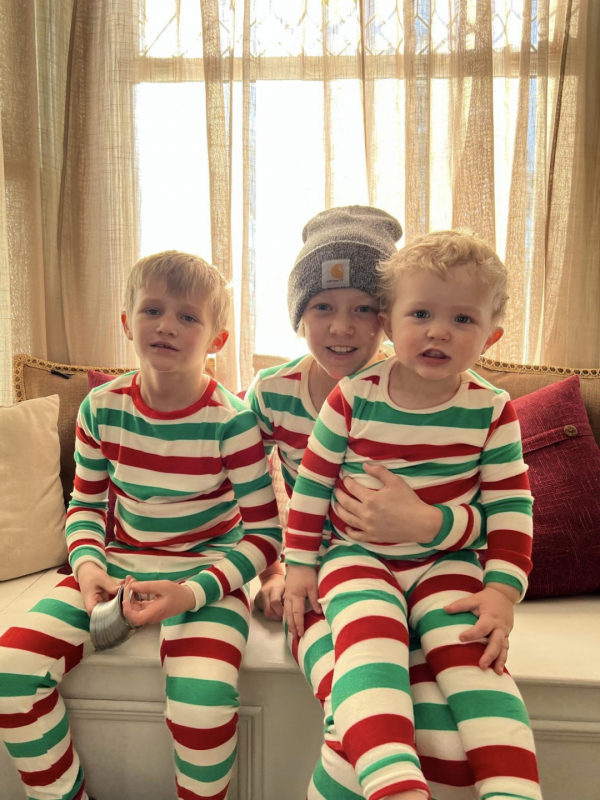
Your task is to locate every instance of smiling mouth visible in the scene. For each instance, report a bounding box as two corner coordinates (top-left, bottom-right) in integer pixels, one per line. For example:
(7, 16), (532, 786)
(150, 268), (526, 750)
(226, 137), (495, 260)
(327, 346), (357, 354)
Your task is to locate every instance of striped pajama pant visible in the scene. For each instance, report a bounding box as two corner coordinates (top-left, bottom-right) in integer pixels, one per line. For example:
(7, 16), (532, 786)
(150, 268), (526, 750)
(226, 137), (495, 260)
(0, 557), (250, 800)
(290, 542), (540, 800)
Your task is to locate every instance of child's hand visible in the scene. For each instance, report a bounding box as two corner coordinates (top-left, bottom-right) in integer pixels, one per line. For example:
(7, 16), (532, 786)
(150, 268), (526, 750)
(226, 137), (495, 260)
(334, 463), (443, 545)
(283, 565), (321, 639)
(254, 573), (285, 620)
(121, 576), (196, 625)
(444, 584), (518, 674)
(77, 562), (123, 616)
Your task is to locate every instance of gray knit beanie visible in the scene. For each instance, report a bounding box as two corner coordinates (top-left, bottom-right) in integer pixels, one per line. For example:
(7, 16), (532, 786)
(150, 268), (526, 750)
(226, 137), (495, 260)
(288, 205), (403, 332)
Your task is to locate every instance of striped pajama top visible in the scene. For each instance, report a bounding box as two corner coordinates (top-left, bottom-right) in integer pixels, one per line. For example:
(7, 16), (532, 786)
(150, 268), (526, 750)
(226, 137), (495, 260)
(284, 358), (533, 598)
(246, 355), (487, 556)
(67, 371), (282, 611)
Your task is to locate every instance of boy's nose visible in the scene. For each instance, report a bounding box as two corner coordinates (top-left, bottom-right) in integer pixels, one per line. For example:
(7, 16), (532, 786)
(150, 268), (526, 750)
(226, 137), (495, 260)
(156, 315), (177, 334)
(329, 313), (354, 335)
(427, 324), (450, 341)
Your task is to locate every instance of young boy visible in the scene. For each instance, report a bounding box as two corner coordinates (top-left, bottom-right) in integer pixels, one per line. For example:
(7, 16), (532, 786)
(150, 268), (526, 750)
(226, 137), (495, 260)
(284, 230), (541, 800)
(0, 251), (281, 800)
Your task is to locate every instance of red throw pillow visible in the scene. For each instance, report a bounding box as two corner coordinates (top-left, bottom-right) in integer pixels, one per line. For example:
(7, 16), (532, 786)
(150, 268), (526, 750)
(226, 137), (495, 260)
(87, 371), (118, 545)
(512, 375), (600, 598)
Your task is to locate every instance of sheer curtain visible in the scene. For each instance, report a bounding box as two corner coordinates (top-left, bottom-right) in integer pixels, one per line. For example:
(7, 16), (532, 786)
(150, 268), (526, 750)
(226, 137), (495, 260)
(1, 0), (599, 405)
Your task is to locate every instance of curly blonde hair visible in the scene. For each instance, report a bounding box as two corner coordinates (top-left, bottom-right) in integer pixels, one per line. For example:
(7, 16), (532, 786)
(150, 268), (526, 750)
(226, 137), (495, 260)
(377, 229), (508, 321)
(124, 251), (231, 332)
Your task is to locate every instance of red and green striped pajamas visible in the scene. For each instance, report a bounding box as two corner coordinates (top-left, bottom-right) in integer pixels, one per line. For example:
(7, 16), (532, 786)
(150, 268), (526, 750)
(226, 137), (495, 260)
(248, 356), (490, 799)
(0, 371), (281, 800)
(284, 358), (540, 800)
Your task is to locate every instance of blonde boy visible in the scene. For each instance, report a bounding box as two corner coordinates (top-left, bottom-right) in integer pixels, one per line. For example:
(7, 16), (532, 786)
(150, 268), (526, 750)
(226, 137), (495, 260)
(284, 231), (541, 800)
(0, 251), (281, 800)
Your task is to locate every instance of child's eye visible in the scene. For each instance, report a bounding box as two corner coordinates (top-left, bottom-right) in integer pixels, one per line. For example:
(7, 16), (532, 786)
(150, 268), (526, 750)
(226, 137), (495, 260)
(413, 310), (429, 319)
(145, 308), (161, 316)
(312, 303), (331, 312)
(455, 314), (473, 324)
(181, 315), (197, 323)
(356, 305), (377, 314)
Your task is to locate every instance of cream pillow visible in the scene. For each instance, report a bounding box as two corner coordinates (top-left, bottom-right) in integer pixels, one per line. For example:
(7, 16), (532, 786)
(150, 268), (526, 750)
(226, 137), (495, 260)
(0, 395), (68, 580)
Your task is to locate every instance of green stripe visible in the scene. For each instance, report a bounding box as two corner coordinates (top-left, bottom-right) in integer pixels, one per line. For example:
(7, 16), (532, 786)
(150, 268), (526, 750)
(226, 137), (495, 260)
(106, 463), (194, 500)
(174, 746), (237, 783)
(31, 599), (90, 631)
(450, 690), (530, 724)
(414, 701), (459, 731)
(0, 672), (57, 697)
(96, 407), (224, 441)
(332, 662), (410, 712)
(6, 712), (69, 758)
(233, 472), (273, 499)
(73, 451), (106, 471)
(304, 633), (333, 682)
(414, 608), (477, 637)
(426, 505), (454, 547)
(246, 388), (274, 433)
(359, 752), (421, 783)
(312, 757), (363, 800)
(66, 520), (105, 536)
(79, 395), (100, 441)
(480, 441), (523, 465)
(70, 547), (107, 571)
(326, 588), (406, 624)
(481, 794), (538, 800)
(358, 399), (493, 429)
(484, 572), (524, 594)
(294, 474), (334, 500)
(166, 676), (239, 707)
(485, 496), (533, 516)
(262, 391), (314, 421)
(221, 408), (260, 438)
(313, 416), (348, 454)
(163, 605), (249, 638)
(35, 766), (85, 800)
(118, 500), (236, 533)
(191, 570), (222, 605)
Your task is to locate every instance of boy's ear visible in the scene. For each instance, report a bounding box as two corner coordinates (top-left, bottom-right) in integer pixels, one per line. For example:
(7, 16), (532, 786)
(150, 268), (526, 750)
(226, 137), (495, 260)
(482, 326), (503, 353)
(121, 311), (133, 341)
(208, 329), (229, 354)
(378, 312), (393, 342)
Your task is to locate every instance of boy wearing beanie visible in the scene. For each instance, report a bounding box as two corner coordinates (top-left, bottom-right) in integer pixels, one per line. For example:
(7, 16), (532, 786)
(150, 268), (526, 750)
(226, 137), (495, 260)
(248, 209), (490, 799)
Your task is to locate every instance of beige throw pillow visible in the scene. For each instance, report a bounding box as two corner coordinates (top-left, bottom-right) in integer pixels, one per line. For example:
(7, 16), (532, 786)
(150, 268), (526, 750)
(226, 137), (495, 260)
(0, 395), (68, 580)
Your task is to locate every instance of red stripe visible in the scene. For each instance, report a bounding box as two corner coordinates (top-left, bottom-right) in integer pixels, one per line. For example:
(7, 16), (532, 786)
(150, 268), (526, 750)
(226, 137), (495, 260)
(420, 755), (474, 786)
(114, 514), (241, 548)
(325, 738), (351, 762)
(101, 441), (222, 476)
(409, 662), (435, 685)
(68, 539), (103, 554)
(486, 400), (518, 442)
(0, 629), (84, 670)
(238, 533), (279, 565)
(408, 574), (483, 609)
(480, 473), (530, 491)
(20, 740), (74, 787)
(66, 506), (105, 520)
(327, 387), (353, 432)
(76, 423), (99, 449)
(316, 670), (333, 705)
(160, 637), (241, 669)
(319, 565), (399, 598)
(287, 509), (328, 535)
(467, 744), (539, 782)
(342, 714), (415, 762)
(230, 587), (250, 610)
(73, 476), (109, 495)
(73, 781), (87, 800)
(487, 529), (532, 558)
(302, 448), (341, 480)
(283, 371), (302, 381)
(223, 441), (266, 471)
(239, 499), (279, 524)
(58, 576), (80, 591)
(426, 643), (508, 676)
(176, 779), (229, 800)
(272, 425), (309, 451)
(361, 374), (380, 384)
(207, 566), (231, 597)
(334, 616), (409, 658)
(0, 688), (59, 729)
(166, 714), (238, 750)
(347, 438), (482, 461)
(450, 504), (475, 551)
(371, 781), (429, 800)
(415, 473), (479, 505)
(303, 609), (326, 632)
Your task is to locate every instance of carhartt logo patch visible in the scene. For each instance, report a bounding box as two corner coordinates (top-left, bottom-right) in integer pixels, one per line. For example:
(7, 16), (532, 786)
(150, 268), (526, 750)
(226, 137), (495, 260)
(322, 259), (350, 289)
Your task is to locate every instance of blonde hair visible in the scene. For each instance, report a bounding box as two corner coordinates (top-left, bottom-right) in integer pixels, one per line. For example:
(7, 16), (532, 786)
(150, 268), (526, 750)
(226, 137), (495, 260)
(124, 251), (231, 331)
(377, 229), (508, 321)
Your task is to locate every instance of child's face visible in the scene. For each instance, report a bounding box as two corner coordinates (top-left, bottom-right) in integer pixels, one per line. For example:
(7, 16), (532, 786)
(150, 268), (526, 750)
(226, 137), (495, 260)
(302, 288), (384, 380)
(380, 263), (503, 382)
(121, 278), (228, 374)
